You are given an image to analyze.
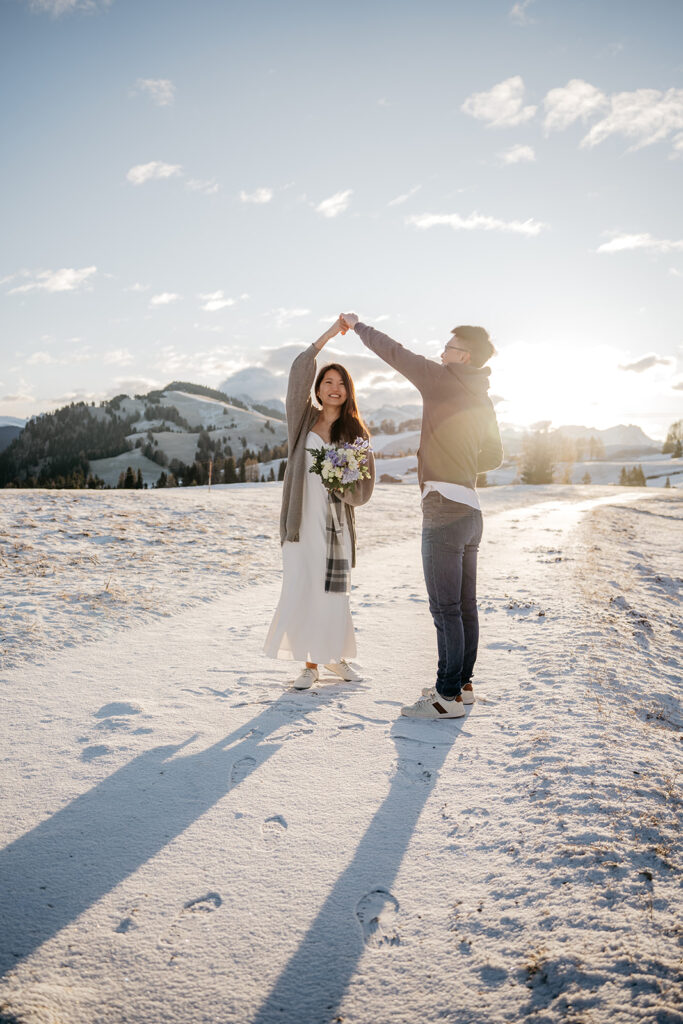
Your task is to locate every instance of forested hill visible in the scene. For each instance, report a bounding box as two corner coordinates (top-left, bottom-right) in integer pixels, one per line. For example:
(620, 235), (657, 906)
(0, 402), (138, 488)
(0, 383), (289, 489)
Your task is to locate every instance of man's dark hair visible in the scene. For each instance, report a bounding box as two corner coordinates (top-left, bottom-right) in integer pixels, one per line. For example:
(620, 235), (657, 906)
(452, 325), (495, 368)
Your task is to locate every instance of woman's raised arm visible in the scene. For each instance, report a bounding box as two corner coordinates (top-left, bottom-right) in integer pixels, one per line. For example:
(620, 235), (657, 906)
(312, 317), (344, 352)
(285, 318), (345, 440)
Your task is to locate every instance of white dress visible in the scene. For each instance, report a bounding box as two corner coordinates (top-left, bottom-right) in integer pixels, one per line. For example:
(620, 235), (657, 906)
(264, 431), (356, 663)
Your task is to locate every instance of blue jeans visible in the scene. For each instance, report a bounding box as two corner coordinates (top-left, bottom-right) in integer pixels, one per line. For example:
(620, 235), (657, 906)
(421, 492), (483, 699)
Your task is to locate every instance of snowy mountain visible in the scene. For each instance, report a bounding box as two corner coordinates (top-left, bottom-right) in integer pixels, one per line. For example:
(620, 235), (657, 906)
(219, 368), (286, 414)
(553, 423), (658, 448)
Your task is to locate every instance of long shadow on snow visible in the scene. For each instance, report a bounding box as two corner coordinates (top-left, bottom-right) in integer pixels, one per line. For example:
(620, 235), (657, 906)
(0, 693), (321, 976)
(251, 715), (467, 1024)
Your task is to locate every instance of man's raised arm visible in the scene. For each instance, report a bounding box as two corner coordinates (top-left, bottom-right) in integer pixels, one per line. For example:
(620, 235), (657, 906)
(340, 313), (435, 393)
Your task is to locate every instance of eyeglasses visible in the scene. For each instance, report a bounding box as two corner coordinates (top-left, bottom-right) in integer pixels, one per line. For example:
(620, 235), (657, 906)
(446, 344), (469, 353)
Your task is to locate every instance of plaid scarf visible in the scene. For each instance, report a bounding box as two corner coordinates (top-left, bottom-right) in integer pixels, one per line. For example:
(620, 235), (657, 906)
(325, 492), (350, 593)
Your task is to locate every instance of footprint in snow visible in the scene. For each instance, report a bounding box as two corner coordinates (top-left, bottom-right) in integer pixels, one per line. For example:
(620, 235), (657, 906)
(356, 889), (400, 948)
(231, 756), (256, 786)
(262, 814), (288, 842)
(395, 757), (433, 784)
(94, 702), (142, 718)
(161, 892), (223, 965)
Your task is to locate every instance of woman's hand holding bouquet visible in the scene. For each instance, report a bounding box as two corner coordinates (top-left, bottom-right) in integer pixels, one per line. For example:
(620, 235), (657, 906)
(306, 437), (372, 495)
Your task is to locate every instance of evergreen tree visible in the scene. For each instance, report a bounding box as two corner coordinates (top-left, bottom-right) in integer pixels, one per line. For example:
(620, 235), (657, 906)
(157, 471), (168, 488)
(278, 459), (287, 481)
(136, 469), (143, 489)
(662, 419), (682, 457)
(268, 466), (275, 482)
(224, 457), (237, 483)
(123, 466), (136, 489)
(117, 471), (126, 488)
(520, 424), (554, 484)
(621, 465), (646, 486)
(581, 471), (592, 484)
(665, 476), (671, 488)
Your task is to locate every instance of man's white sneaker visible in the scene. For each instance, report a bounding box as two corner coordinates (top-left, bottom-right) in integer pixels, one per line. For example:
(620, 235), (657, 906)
(293, 667), (318, 690)
(324, 660), (362, 682)
(401, 693), (466, 719)
(421, 684), (475, 705)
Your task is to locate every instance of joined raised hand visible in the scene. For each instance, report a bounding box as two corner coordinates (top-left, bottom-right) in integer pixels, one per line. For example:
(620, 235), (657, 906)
(340, 312), (359, 333)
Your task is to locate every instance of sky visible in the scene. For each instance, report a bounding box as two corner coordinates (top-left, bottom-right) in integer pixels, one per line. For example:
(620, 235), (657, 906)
(1, 0), (682, 438)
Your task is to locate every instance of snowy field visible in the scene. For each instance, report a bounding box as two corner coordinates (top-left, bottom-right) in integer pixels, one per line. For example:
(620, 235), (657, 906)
(0, 484), (681, 1024)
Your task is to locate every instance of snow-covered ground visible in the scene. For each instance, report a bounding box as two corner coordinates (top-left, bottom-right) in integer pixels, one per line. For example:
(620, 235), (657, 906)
(0, 484), (681, 1024)
(372, 451), (683, 488)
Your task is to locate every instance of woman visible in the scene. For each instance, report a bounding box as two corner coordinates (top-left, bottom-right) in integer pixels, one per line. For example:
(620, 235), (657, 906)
(264, 317), (375, 689)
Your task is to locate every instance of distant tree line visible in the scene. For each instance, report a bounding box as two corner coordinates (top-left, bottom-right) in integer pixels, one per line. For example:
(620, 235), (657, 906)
(155, 452), (287, 487)
(366, 417), (422, 436)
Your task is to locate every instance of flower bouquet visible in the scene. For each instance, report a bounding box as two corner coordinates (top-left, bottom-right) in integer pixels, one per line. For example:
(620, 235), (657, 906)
(306, 437), (372, 495)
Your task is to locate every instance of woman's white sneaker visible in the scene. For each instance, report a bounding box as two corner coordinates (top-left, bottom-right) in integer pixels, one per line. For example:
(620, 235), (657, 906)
(421, 684), (475, 705)
(324, 660), (362, 682)
(401, 693), (466, 719)
(293, 667), (318, 690)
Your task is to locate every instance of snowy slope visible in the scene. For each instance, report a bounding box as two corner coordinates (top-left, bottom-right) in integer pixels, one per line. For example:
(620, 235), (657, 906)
(0, 486), (680, 1024)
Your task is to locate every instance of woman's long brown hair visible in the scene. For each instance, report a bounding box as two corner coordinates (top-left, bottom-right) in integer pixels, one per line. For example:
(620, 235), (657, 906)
(314, 363), (370, 444)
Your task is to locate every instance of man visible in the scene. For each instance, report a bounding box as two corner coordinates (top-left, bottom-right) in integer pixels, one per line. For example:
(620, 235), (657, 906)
(339, 314), (503, 720)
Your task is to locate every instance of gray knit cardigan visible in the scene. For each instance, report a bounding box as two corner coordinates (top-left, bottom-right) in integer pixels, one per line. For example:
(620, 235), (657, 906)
(279, 343), (375, 567)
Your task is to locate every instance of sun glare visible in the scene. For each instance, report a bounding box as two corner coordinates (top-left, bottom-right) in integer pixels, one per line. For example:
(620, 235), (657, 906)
(490, 342), (673, 435)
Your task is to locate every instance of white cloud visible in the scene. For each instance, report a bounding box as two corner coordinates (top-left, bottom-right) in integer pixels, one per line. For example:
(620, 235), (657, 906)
(240, 187), (274, 204)
(103, 349), (134, 366)
(597, 233), (683, 255)
(669, 267), (683, 278)
(26, 351), (57, 365)
(461, 76), (537, 128)
(315, 189), (353, 218)
(110, 377), (161, 396)
(186, 178), (219, 195)
(133, 78), (175, 107)
(26, 0), (112, 15)
(8, 266), (97, 294)
(543, 81), (683, 153)
(581, 87), (683, 151)
(387, 186), (421, 206)
(271, 308), (311, 328)
(127, 282), (150, 292)
(619, 354), (673, 373)
(509, 0), (536, 25)
(543, 79), (608, 132)
(193, 323), (225, 334)
(499, 144), (536, 164)
(199, 290), (235, 312)
(1, 391), (35, 404)
(149, 292), (180, 306)
(407, 211), (547, 237)
(126, 161), (182, 185)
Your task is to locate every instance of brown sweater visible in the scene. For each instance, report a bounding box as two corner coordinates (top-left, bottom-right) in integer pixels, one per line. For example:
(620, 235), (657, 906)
(355, 323), (503, 489)
(279, 343), (375, 566)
